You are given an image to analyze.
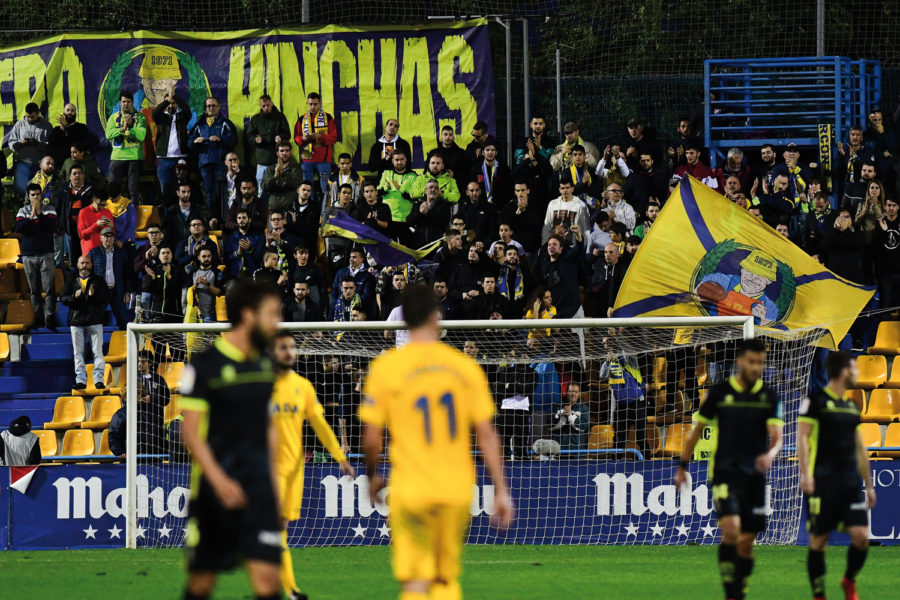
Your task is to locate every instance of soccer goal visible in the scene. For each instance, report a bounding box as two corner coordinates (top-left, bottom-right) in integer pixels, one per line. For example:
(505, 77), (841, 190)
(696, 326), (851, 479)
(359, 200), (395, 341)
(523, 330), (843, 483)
(122, 316), (823, 550)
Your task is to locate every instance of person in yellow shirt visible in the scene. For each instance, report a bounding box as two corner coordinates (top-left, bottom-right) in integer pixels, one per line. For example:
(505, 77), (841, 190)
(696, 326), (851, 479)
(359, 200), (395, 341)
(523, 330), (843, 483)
(360, 285), (513, 600)
(271, 331), (354, 600)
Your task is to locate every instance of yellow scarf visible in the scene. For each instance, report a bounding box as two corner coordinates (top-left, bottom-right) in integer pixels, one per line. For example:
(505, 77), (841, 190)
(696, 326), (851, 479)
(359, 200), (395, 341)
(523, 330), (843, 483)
(106, 196), (131, 218)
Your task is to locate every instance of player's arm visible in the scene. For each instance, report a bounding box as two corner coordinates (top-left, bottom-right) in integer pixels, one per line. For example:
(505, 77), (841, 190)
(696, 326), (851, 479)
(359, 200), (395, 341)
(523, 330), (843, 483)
(855, 428), (877, 509)
(181, 408), (247, 509)
(757, 393), (785, 473)
(308, 400), (354, 475)
(475, 419), (513, 529)
(797, 420), (815, 494)
(362, 423), (384, 502)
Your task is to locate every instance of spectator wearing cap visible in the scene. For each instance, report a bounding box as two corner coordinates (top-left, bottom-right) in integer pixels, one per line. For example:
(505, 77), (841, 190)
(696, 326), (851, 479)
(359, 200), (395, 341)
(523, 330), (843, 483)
(77, 191), (114, 256)
(88, 226), (135, 329)
(674, 140), (717, 188)
(470, 139), (512, 206)
(623, 118), (661, 170)
(60, 255), (109, 390)
(152, 88), (192, 201)
(0, 416), (41, 466)
(550, 122), (600, 172)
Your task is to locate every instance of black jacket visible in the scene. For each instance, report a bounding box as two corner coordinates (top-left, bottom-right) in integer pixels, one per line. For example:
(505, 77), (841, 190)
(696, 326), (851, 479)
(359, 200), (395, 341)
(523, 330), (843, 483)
(368, 137), (412, 176)
(48, 121), (94, 166)
(429, 142), (468, 192)
(283, 296), (321, 322)
(60, 271), (109, 326)
(467, 290), (512, 320)
(286, 201), (322, 249)
(152, 96), (192, 158)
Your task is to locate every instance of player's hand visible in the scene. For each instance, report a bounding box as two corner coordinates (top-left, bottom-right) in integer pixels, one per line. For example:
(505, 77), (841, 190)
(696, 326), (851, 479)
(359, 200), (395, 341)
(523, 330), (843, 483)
(339, 461), (355, 477)
(755, 452), (774, 473)
(800, 473), (814, 495)
(212, 474), (247, 509)
(491, 489), (514, 531)
(866, 487), (877, 509)
(367, 472), (384, 503)
(674, 466), (687, 489)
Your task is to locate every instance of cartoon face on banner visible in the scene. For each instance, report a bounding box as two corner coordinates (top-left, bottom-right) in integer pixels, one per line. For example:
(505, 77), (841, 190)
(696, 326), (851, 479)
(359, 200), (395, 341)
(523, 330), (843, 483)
(97, 44), (210, 126)
(691, 239), (796, 326)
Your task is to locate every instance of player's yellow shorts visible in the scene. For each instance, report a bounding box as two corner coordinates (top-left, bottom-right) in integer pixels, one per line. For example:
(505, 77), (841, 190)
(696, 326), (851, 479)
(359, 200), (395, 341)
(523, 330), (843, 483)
(390, 502), (471, 583)
(277, 470), (303, 522)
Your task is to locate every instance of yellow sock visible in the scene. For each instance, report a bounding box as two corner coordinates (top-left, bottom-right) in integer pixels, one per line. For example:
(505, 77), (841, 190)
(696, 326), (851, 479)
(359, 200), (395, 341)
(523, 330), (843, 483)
(430, 579), (461, 600)
(279, 530), (299, 595)
(399, 592), (429, 600)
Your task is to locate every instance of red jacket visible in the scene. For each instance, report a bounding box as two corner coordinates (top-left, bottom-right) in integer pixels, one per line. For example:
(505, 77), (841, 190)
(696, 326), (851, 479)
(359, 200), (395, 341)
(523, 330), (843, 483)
(675, 161), (716, 183)
(77, 205), (114, 256)
(293, 111), (337, 164)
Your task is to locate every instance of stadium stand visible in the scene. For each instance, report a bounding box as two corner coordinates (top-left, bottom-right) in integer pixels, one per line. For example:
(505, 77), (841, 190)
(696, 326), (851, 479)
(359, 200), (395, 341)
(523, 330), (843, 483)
(43, 396), (86, 430)
(59, 429), (94, 456)
(81, 395), (122, 429)
(870, 321), (900, 355)
(856, 355), (888, 389)
(863, 389), (899, 424)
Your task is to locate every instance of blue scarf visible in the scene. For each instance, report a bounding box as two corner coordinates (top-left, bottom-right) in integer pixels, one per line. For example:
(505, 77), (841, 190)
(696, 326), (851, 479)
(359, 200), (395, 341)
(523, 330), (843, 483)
(482, 161), (495, 201)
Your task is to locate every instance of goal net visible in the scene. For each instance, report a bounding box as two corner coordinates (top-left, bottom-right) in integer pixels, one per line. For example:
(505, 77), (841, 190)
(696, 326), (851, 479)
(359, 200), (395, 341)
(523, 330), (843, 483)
(123, 316), (822, 549)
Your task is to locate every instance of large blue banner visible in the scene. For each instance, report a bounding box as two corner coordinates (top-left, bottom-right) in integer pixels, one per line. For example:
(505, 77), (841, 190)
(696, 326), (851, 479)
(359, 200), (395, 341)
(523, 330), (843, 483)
(0, 22), (494, 171)
(3, 461), (899, 550)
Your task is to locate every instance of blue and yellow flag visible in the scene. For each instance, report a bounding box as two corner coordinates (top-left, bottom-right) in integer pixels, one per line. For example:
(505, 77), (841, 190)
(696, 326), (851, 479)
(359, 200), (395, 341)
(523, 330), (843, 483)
(612, 176), (874, 347)
(322, 212), (443, 267)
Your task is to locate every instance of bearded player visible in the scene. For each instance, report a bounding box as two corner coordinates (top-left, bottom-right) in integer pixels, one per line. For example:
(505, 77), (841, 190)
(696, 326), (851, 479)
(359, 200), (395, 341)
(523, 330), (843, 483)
(271, 331), (354, 599)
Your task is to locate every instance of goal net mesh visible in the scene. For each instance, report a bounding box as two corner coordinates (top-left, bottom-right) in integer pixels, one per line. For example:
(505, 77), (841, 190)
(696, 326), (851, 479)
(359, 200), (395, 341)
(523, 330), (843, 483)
(126, 319), (821, 548)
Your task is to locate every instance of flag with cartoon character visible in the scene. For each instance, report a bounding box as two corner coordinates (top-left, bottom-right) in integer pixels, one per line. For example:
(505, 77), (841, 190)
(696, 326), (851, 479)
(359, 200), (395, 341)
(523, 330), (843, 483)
(612, 176), (875, 348)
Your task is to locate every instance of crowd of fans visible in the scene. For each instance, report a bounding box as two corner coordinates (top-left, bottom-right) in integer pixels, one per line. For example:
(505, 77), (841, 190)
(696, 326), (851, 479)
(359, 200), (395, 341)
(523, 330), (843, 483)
(4, 88), (900, 457)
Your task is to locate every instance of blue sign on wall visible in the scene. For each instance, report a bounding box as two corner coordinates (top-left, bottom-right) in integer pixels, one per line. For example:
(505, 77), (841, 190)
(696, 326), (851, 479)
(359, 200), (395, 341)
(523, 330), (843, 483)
(2, 461), (898, 550)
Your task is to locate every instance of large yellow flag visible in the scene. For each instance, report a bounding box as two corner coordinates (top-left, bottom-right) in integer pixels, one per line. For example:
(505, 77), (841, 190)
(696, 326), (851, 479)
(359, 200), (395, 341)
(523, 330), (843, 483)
(611, 176), (874, 347)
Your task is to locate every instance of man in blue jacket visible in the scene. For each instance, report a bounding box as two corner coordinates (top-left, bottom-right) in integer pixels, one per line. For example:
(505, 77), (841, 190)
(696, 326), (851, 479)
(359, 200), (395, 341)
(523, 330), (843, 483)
(188, 96), (237, 206)
(88, 227), (135, 329)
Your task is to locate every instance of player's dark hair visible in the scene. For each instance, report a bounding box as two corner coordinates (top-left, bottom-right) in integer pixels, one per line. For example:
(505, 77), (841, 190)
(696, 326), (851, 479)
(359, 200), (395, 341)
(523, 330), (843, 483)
(402, 284), (439, 329)
(225, 279), (281, 326)
(736, 338), (767, 357)
(825, 351), (853, 380)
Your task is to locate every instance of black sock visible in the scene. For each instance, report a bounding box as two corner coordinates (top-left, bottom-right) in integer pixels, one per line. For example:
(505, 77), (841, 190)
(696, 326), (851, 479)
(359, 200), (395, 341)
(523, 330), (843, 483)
(807, 549), (826, 597)
(845, 544), (868, 582)
(736, 556), (754, 600)
(183, 592), (209, 600)
(719, 543), (739, 599)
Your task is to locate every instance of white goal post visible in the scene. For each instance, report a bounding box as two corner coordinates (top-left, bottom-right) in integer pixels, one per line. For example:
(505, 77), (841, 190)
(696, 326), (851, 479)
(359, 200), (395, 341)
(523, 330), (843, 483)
(122, 315), (823, 550)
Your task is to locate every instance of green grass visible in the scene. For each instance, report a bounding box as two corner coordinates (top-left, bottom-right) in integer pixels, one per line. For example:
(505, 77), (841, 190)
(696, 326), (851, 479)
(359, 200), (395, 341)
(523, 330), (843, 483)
(0, 545), (898, 599)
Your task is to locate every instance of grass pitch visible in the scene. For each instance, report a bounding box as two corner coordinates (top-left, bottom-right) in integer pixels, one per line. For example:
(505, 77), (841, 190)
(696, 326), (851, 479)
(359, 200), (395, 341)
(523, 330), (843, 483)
(1, 545), (898, 599)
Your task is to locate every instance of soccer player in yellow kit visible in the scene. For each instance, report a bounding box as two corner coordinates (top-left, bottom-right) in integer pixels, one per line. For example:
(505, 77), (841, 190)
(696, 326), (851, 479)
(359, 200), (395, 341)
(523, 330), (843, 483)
(271, 331), (354, 600)
(360, 285), (513, 600)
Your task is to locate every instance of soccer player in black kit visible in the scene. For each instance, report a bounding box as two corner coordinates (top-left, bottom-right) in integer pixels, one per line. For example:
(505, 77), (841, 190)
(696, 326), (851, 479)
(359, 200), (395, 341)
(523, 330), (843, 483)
(179, 279), (284, 600)
(798, 351), (876, 600)
(675, 339), (783, 600)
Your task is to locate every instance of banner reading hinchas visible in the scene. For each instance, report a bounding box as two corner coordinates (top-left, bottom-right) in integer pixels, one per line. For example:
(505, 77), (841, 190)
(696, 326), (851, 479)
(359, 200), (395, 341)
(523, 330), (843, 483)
(0, 22), (494, 171)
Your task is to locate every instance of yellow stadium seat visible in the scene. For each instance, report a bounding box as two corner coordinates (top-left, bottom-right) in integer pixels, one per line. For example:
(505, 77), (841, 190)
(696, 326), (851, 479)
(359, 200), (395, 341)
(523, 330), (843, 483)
(884, 357), (900, 389)
(33, 430), (58, 457)
(627, 423), (661, 456)
(847, 388), (866, 410)
(660, 423), (694, 457)
(0, 332), (9, 362)
(870, 322), (900, 355)
(60, 429), (95, 456)
(0, 266), (22, 300)
(652, 356), (666, 391)
(858, 423), (882, 451)
(0, 238), (22, 269)
(207, 234), (220, 255)
(164, 394), (181, 425)
(105, 330), (127, 365)
(96, 430), (114, 456)
(158, 361), (185, 391)
(1, 299), (34, 333)
(588, 424), (614, 450)
(81, 395), (122, 429)
(863, 389), (899, 424)
(74, 364), (114, 395)
(43, 396), (86, 430)
(856, 355), (887, 389)
(134, 205), (160, 239)
(880, 423), (900, 458)
(216, 296), (227, 322)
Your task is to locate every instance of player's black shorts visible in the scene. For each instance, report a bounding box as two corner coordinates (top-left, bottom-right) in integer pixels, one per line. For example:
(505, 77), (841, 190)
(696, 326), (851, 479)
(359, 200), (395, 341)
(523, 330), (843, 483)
(806, 477), (868, 536)
(186, 475), (282, 572)
(711, 472), (767, 533)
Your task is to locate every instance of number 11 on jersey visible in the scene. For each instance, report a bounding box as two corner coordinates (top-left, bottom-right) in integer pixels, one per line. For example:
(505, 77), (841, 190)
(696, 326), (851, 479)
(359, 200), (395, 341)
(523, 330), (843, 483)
(414, 392), (457, 444)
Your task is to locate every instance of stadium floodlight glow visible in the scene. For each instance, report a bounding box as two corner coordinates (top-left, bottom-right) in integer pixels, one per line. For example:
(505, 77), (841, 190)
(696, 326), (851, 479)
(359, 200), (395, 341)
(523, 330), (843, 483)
(124, 316), (820, 550)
